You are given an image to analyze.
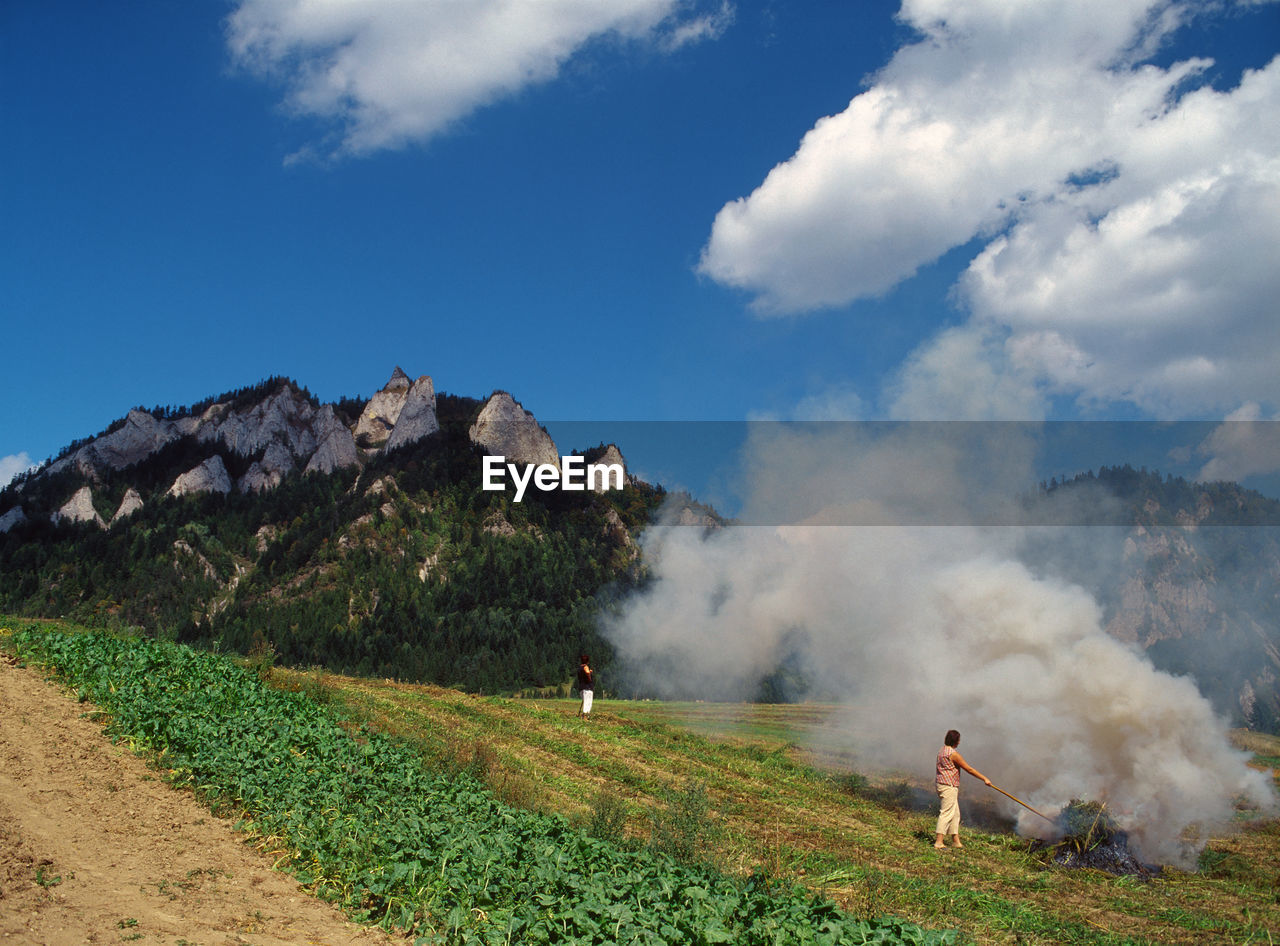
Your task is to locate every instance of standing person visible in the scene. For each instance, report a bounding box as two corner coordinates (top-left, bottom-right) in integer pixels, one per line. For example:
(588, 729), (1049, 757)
(576, 654), (595, 719)
(935, 729), (991, 849)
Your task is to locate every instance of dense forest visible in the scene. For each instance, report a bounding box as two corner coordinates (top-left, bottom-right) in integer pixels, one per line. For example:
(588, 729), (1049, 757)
(1039, 466), (1280, 733)
(0, 386), (668, 694)
(5, 385), (1279, 728)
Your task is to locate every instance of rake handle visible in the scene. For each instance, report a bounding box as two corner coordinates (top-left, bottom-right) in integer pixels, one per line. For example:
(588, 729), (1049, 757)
(986, 782), (1056, 823)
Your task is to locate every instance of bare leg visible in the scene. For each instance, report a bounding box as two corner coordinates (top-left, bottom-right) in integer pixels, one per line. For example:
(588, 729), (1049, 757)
(950, 834), (963, 848)
(934, 833), (947, 849)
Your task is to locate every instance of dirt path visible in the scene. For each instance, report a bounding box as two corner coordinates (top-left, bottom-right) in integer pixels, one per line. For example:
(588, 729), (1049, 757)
(0, 654), (405, 946)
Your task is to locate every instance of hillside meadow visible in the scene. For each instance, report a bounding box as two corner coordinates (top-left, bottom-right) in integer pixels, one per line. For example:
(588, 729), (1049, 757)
(293, 673), (1280, 944)
(3, 618), (1279, 944)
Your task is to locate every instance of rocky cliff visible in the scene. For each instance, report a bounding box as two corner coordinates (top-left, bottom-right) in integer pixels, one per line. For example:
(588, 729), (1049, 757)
(10, 371), (581, 529)
(1046, 468), (1280, 732)
(111, 488), (144, 525)
(588, 444), (630, 493)
(44, 382), (361, 488)
(47, 409), (181, 477)
(53, 486), (105, 529)
(169, 456), (232, 498)
(354, 367), (412, 448)
(468, 392), (560, 466)
(384, 375), (440, 453)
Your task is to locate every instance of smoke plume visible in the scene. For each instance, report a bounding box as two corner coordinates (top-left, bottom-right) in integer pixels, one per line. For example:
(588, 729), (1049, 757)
(604, 424), (1277, 866)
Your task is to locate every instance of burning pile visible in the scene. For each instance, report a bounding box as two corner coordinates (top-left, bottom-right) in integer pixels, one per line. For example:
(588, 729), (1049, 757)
(1037, 800), (1157, 878)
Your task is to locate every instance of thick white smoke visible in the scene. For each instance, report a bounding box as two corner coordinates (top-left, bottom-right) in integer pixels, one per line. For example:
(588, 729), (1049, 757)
(604, 424), (1277, 866)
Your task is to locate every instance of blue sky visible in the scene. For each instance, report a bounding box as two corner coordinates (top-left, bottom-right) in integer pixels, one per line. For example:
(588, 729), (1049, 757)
(3, 0), (1278, 494)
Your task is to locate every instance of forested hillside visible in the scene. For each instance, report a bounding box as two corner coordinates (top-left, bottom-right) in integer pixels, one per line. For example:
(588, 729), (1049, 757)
(4, 378), (1279, 726)
(1042, 466), (1280, 732)
(0, 381), (667, 693)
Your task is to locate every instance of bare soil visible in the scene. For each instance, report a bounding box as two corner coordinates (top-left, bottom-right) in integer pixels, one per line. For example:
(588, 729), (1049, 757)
(0, 653), (404, 946)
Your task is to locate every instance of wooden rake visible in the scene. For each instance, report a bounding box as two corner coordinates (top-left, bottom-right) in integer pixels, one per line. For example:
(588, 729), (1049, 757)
(986, 782), (1057, 823)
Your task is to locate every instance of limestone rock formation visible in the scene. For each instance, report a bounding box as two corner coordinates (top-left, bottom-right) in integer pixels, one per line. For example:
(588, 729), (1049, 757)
(589, 444), (630, 493)
(43, 381), (361, 488)
(47, 409), (180, 476)
(255, 524), (279, 554)
(0, 505), (26, 533)
(168, 455), (232, 498)
(482, 510), (517, 537)
(110, 488), (144, 525)
(306, 406), (360, 474)
(355, 368), (412, 448)
(238, 441), (296, 493)
(203, 385), (319, 458)
(418, 548), (445, 582)
(469, 392), (559, 467)
(53, 486), (106, 529)
(384, 375), (440, 453)
(601, 507), (638, 559)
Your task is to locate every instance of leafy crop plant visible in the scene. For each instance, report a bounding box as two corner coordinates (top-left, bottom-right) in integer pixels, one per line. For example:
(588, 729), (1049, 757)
(5, 623), (956, 945)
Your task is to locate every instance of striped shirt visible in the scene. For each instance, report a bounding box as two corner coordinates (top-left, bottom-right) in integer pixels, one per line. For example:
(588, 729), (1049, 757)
(936, 745), (960, 787)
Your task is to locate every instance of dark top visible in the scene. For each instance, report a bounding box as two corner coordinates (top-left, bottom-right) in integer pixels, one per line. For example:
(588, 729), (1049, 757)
(576, 665), (594, 690)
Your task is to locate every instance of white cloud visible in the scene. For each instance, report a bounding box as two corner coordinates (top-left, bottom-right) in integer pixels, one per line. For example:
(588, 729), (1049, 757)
(963, 62), (1280, 416)
(1196, 404), (1280, 482)
(228, 0), (727, 157)
(659, 0), (733, 52)
(886, 324), (1047, 420)
(700, 0), (1280, 418)
(0, 452), (36, 489)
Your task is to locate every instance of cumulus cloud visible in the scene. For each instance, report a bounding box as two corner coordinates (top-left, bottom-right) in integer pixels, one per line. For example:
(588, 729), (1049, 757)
(886, 324), (1047, 420)
(700, 0), (1280, 417)
(1196, 404), (1280, 482)
(228, 0), (727, 157)
(0, 452), (36, 489)
(963, 63), (1280, 417)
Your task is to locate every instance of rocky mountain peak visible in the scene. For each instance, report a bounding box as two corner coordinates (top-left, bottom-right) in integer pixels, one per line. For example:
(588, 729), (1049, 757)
(355, 368), (415, 448)
(203, 384), (318, 458)
(590, 444), (630, 493)
(384, 375), (439, 453)
(306, 405), (360, 474)
(468, 392), (559, 467)
(47, 408), (180, 476)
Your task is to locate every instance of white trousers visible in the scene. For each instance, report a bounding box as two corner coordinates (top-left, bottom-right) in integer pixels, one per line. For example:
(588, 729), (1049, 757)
(936, 784), (960, 835)
(581, 689), (593, 714)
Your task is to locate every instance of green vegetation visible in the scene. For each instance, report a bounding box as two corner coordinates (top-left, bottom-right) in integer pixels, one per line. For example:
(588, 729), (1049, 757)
(6, 617), (1280, 942)
(4, 381), (1279, 735)
(1039, 465), (1280, 733)
(3, 621), (953, 945)
(272, 662), (1280, 945)
(1055, 801), (1117, 854)
(0, 385), (667, 695)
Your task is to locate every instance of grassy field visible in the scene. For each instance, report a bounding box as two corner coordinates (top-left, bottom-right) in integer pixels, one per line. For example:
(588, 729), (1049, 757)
(287, 671), (1280, 945)
(5, 622), (954, 945)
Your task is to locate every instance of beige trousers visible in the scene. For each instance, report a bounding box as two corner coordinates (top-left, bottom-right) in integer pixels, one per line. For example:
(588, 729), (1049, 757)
(936, 784), (960, 835)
